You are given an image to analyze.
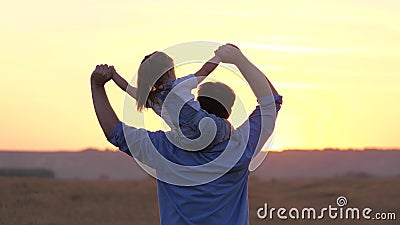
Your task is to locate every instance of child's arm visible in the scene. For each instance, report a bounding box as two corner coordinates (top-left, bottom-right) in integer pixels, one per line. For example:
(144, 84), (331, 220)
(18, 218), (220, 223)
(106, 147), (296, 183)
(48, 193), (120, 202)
(194, 55), (221, 83)
(110, 66), (137, 100)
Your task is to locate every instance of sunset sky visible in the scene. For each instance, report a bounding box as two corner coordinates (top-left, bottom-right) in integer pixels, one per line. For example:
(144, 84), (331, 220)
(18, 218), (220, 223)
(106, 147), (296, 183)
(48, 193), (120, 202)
(0, 0), (399, 151)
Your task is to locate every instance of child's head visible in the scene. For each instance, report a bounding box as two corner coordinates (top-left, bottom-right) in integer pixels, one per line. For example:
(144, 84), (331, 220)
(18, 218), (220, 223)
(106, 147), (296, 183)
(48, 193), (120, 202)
(136, 51), (176, 111)
(197, 82), (236, 119)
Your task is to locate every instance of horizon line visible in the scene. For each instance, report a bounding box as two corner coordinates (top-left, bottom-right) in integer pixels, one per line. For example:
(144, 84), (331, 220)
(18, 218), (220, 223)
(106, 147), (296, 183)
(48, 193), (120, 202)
(0, 147), (400, 153)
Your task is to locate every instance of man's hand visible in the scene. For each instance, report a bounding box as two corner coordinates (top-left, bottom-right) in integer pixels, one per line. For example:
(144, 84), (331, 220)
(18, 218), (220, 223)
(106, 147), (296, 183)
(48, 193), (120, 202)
(214, 44), (245, 65)
(91, 64), (112, 86)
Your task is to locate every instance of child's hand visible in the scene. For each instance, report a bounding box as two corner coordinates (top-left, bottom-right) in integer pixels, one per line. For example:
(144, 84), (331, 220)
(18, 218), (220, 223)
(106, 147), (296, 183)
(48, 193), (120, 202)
(109, 66), (118, 78)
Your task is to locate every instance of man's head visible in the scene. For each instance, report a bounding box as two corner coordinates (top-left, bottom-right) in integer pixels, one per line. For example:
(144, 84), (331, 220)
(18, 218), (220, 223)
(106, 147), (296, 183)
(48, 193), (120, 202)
(197, 82), (236, 119)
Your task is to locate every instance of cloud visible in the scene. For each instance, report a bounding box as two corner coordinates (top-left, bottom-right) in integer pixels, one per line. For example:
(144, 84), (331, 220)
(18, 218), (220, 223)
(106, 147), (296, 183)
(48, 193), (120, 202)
(276, 82), (334, 90)
(206, 10), (269, 18)
(237, 42), (365, 54)
(254, 35), (313, 43)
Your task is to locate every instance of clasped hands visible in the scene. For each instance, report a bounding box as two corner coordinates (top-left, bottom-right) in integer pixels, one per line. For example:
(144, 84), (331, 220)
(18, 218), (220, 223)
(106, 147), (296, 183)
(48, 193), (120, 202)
(90, 43), (244, 86)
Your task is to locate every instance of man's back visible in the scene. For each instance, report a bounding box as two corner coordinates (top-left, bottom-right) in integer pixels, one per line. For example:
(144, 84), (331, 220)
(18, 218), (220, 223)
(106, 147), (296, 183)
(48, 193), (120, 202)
(151, 127), (253, 225)
(157, 166), (250, 225)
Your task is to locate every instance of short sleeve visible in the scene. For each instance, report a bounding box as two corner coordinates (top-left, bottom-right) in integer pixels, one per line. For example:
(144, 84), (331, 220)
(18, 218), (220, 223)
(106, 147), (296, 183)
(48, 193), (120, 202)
(107, 121), (131, 156)
(152, 74), (200, 119)
(170, 74), (200, 111)
(173, 74), (199, 90)
(107, 121), (163, 168)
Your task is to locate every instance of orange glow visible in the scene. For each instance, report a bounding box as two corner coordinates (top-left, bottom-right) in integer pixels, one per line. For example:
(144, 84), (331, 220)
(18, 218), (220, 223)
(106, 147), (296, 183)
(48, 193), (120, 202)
(0, 0), (399, 151)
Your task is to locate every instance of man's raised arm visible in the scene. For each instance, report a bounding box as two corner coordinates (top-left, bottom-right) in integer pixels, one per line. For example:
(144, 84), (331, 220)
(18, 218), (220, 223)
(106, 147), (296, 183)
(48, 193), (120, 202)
(91, 64), (119, 138)
(215, 44), (282, 157)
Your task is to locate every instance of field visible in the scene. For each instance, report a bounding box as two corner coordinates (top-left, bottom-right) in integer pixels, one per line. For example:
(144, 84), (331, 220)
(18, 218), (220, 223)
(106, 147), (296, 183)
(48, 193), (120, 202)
(0, 177), (399, 225)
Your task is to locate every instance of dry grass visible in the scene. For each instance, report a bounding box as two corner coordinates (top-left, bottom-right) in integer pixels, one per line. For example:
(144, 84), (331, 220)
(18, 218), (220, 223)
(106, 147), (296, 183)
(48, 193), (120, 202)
(0, 177), (399, 225)
(248, 177), (400, 225)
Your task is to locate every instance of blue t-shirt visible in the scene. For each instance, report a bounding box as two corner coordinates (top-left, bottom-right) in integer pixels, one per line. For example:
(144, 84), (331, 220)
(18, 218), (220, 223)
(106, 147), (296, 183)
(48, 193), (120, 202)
(108, 94), (282, 225)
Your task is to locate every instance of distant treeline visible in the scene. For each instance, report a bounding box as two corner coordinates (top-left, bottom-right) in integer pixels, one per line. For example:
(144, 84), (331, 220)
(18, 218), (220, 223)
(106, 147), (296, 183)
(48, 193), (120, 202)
(0, 168), (55, 178)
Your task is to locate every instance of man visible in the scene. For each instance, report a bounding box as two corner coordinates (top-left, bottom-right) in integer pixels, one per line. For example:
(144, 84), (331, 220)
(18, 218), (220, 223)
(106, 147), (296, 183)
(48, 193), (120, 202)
(91, 44), (282, 225)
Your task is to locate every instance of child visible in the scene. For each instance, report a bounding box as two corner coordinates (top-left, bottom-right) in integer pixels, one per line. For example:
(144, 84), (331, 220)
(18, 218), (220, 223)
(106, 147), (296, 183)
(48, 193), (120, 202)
(110, 51), (232, 151)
